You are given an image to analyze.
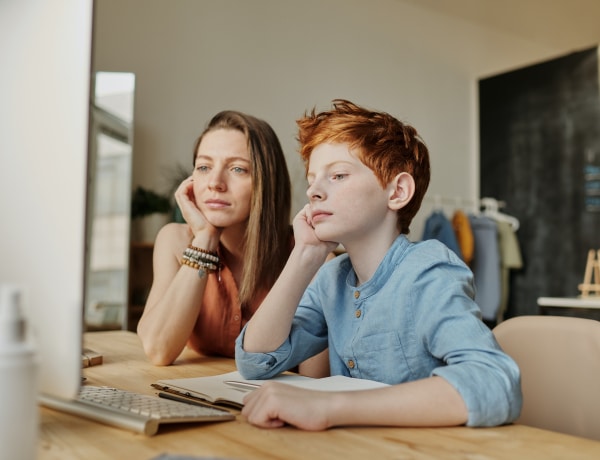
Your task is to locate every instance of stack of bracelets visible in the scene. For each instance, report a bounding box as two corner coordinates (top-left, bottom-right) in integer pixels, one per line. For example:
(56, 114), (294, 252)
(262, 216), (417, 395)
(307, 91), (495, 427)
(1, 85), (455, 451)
(181, 245), (220, 278)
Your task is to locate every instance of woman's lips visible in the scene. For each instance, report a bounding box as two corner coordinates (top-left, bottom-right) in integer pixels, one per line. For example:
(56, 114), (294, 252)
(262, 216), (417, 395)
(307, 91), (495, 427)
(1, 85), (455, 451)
(204, 199), (230, 209)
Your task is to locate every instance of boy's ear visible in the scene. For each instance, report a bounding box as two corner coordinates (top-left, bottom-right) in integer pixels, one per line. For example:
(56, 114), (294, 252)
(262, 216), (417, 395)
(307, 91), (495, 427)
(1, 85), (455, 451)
(388, 172), (415, 210)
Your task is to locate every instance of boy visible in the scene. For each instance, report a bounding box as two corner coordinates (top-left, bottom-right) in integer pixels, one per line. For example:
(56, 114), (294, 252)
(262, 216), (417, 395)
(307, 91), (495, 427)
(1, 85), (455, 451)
(235, 99), (522, 430)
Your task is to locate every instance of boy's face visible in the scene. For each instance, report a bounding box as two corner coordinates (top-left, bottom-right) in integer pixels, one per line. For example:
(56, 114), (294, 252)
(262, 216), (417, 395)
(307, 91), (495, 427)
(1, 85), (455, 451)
(305, 142), (395, 245)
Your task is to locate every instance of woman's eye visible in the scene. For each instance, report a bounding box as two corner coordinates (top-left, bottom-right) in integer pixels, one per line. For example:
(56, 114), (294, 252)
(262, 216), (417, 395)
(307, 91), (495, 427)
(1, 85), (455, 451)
(332, 173), (347, 181)
(195, 165), (210, 173)
(231, 166), (248, 174)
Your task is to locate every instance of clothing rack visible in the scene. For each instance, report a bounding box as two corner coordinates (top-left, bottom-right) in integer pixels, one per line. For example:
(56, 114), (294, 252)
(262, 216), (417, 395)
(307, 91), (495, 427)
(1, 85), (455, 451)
(480, 197), (520, 231)
(423, 194), (478, 211)
(422, 195), (520, 230)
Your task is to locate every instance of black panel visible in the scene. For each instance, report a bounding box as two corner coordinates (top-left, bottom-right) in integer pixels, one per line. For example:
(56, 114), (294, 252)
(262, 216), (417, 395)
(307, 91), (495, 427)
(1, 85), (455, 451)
(479, 47), (600, 320)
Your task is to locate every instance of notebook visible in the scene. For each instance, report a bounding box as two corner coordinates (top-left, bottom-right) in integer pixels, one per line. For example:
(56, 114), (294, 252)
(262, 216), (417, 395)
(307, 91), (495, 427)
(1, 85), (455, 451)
(153, 371), (389, 409)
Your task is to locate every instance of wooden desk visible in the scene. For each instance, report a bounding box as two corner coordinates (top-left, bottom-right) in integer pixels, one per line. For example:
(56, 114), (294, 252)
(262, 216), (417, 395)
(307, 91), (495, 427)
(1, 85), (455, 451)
(38, 331), (600, 460)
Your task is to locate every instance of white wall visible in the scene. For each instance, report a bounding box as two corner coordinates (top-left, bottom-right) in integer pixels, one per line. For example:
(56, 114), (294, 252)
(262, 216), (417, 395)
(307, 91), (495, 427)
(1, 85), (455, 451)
(92, 0), (597, 239)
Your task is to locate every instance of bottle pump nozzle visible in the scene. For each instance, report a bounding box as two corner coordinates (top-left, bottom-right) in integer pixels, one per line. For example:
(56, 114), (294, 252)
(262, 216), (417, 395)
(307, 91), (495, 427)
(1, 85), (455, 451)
(0, 285), (26, 346)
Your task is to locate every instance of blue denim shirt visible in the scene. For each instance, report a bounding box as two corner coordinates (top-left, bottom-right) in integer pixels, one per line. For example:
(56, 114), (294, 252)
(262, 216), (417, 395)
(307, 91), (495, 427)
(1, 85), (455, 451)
(235, 235), (522, 427)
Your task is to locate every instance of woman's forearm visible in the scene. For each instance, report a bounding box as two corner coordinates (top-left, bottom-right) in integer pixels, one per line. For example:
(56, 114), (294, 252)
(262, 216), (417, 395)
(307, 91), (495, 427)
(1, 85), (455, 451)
(137, 266), (207, 365)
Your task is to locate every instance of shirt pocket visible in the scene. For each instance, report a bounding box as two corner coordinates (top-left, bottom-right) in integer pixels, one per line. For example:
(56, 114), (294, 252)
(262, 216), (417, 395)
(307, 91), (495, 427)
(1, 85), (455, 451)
(352, 331), (414, 383)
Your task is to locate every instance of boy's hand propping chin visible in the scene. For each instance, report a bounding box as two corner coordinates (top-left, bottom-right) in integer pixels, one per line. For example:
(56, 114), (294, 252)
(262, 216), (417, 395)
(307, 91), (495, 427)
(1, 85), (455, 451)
(293, 204), (338, 256)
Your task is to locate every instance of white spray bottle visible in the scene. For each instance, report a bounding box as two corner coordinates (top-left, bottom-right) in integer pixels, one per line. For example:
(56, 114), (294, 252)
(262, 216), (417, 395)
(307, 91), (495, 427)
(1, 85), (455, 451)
(0, 285), (39, 460)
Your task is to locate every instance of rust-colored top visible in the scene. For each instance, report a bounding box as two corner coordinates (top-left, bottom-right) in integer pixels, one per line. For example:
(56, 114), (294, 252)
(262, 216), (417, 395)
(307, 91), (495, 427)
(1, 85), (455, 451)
(186, 263), (267, 358)
(186, 231), (294, 357)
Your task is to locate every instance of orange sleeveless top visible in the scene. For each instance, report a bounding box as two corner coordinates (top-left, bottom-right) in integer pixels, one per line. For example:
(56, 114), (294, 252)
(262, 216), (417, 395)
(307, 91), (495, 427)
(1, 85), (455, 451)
(185, 263), (267, 358)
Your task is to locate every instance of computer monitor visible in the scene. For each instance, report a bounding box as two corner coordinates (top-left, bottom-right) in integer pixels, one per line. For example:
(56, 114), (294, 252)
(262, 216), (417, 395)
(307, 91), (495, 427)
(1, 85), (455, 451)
(0, 0), (93, 401)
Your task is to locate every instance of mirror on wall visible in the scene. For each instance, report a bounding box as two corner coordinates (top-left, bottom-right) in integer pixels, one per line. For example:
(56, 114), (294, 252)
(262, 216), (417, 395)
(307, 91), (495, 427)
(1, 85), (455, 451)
(85, 72), (135, 330)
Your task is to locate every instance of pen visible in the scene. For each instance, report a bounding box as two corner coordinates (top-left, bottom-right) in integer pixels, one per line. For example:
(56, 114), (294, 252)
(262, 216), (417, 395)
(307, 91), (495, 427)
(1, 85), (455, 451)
(158, 392), (220, 409)
(224, 381), (260, 392)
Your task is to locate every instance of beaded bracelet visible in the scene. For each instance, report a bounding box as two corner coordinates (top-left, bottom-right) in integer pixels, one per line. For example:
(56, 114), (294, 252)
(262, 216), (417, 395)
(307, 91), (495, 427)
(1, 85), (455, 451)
(181, 245), (220, 278)
(188, 245), (218, 257)
(183, 246), (219, 264)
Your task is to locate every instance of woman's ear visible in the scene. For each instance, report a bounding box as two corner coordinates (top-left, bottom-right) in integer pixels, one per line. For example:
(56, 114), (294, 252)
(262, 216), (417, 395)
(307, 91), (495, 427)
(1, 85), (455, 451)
(388, 172), (415, 210)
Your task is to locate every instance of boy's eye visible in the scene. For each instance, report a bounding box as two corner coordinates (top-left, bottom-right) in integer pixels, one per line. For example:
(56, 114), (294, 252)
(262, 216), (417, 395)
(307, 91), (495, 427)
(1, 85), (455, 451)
(332, 173), (347, 181)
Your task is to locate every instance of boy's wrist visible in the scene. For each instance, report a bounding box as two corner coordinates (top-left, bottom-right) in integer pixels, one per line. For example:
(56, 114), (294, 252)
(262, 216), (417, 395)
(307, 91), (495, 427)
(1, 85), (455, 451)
(291, 243), (330, 268)
(324, 391), (352, 429)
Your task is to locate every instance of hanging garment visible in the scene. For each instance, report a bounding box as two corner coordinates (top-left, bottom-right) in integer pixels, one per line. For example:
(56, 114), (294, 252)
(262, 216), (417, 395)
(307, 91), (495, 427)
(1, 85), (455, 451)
(421, 210), (463, 260)
(452, 209), (475, 266)
(495, 220), (523, 323)
(468, 214), (501, 322)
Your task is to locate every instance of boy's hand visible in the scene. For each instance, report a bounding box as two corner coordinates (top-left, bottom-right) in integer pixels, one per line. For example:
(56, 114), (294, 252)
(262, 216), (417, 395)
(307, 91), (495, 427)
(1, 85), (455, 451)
(293, 204), (338, 255)
(241, 381), (333, 431)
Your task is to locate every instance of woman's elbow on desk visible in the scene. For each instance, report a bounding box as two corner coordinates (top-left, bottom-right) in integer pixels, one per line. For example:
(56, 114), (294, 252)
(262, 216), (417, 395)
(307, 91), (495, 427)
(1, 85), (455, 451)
(138, 336), (179, 366)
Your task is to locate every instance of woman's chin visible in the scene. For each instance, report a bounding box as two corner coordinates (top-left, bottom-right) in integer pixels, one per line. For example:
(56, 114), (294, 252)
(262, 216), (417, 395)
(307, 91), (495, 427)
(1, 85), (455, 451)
(204, 213), (247, 230)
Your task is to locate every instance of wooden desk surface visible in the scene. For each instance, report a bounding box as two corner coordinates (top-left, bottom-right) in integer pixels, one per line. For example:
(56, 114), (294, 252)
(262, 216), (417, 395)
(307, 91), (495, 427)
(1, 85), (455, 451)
(38, 331), (600, 460)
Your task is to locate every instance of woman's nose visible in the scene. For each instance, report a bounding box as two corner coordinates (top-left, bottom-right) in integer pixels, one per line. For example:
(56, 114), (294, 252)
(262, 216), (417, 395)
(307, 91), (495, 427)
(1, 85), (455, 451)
(208, 170), (226, 191)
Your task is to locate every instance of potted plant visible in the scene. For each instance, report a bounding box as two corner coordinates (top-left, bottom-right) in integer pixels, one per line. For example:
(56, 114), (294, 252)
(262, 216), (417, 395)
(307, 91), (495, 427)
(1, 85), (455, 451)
(130, 186), (172, 243)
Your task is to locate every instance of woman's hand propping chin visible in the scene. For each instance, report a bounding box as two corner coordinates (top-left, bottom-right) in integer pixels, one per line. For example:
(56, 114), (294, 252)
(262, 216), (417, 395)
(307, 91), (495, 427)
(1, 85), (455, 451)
(174, 176), (219, 239)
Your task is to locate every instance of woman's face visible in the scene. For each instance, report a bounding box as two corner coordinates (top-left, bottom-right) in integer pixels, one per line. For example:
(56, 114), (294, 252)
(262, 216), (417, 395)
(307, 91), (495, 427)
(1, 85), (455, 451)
(192, 128), (253, 228)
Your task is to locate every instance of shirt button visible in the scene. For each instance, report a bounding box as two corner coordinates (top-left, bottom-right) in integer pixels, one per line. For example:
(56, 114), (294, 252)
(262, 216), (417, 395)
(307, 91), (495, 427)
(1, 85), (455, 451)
(354, 291), (360, 299)
(355, 309), (361, 318)
(234, 315), (240, 321)
(348, 359), (355, 369)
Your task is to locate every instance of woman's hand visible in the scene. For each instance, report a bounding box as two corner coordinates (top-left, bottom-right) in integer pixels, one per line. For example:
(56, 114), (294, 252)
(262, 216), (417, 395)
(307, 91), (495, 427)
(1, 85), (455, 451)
(174, 176), (220, 240)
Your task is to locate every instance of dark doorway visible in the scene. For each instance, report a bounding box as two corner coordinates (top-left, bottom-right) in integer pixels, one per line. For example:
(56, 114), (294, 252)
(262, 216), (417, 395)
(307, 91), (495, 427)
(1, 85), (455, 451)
(479, 47), (600, 320)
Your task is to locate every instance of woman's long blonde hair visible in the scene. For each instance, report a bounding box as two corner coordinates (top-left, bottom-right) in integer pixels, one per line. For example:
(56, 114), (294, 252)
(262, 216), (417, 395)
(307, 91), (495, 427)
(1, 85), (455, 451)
(192, 111), (291, 306)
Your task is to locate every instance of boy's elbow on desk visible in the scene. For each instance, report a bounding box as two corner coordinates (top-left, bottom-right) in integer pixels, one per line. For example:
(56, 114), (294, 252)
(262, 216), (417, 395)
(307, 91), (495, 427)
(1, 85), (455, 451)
(235, 334), (279, 380)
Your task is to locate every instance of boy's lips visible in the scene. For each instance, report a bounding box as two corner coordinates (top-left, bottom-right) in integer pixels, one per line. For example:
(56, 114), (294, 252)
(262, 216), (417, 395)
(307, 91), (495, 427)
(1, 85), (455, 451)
(311, 209), (332, 223)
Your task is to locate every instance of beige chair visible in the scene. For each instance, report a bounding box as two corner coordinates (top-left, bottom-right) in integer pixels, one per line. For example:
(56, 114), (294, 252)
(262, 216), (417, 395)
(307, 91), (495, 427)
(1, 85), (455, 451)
(493, 315), (600, 441)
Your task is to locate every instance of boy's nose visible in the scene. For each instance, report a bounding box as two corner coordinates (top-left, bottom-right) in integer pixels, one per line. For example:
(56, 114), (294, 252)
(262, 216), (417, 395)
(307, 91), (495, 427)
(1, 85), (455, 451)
(306, 182), (324, 201)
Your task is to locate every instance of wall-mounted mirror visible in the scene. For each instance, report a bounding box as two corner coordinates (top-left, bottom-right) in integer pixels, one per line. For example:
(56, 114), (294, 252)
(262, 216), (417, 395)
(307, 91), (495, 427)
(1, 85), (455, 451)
(85, 72), (135, 330)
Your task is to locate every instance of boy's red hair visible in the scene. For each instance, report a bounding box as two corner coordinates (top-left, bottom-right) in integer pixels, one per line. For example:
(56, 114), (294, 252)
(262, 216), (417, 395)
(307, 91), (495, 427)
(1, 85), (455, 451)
(297, 99), (430, 235)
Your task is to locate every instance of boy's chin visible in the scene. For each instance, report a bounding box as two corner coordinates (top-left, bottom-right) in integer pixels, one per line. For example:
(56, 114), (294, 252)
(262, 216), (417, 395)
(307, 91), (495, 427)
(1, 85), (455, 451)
(314, 228), (340, 245)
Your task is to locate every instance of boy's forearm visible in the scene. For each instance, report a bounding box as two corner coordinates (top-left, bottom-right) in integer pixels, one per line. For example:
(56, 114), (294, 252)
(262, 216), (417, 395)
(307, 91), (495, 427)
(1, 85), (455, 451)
(326, 377), (468, 428)
(243, 246), (327, 353)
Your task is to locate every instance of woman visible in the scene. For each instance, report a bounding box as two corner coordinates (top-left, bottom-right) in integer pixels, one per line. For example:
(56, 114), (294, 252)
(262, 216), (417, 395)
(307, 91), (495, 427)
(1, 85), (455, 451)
(138, 110), (328, 375)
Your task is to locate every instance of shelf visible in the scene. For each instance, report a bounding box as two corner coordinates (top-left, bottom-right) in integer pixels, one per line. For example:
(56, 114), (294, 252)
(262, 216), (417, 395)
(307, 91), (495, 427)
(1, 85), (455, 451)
(128, 243), (154, 331)
(537, 297), (600, 309)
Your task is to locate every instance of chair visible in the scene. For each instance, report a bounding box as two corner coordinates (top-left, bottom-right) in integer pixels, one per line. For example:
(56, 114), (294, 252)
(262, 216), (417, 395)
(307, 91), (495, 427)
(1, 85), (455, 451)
(492, 315), (600, 441)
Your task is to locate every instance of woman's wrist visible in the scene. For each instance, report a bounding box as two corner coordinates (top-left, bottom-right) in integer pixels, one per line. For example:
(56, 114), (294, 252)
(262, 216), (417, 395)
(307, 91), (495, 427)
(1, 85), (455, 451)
(190, 230), (220, 253)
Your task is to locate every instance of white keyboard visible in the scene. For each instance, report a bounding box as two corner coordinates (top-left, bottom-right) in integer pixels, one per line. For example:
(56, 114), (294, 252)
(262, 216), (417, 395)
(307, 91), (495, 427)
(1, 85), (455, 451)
(40, 385), (235, 436)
